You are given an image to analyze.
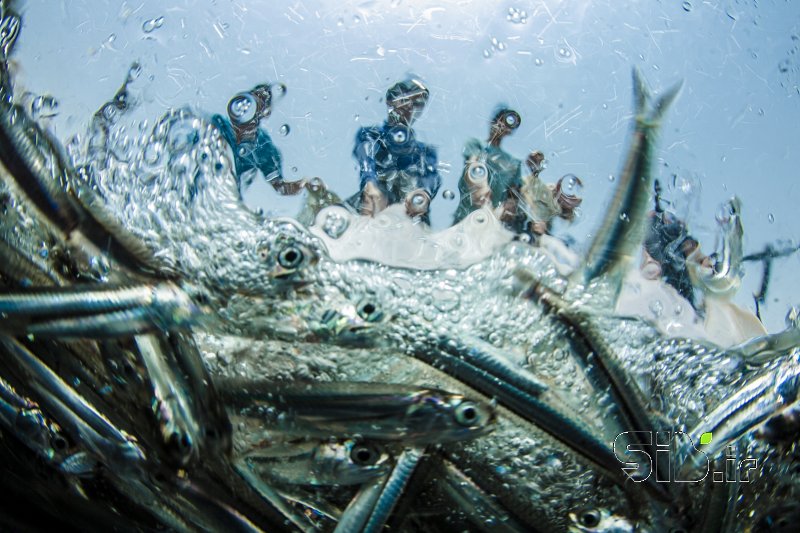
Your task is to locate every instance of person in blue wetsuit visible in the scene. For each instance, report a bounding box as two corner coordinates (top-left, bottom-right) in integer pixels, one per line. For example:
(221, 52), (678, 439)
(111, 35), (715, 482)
(348, 78), (441, 222)
(211, 83), (305, 197)
(452, 108), (524, 226)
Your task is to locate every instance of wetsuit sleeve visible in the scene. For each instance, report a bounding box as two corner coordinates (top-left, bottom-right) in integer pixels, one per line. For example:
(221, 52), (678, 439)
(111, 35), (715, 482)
(353, 127), (381, 189)
(416, 144), (441, 199)
(254, 129), (283, 182)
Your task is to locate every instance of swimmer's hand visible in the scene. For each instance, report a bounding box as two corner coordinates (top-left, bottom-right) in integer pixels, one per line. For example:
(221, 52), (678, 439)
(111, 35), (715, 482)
(361, 181), (389, 217)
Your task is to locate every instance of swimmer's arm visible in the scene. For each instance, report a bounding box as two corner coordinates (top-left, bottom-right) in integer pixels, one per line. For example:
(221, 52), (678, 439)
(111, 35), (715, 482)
(353, 127), (381, 187)
(416, 145), (441, 198)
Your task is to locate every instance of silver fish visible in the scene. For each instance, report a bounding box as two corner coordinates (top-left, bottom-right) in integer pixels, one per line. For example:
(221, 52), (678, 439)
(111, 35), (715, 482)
(687, 196), (744, 298)
(244, 439), (390, 486)
(578, 68), (682, 290)
(220, 380), (496, 444)
(568, 508), (637, 533)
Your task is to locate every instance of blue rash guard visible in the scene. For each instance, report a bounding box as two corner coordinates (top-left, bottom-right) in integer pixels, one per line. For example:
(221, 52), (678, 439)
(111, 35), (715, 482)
(211, 114), (282, 192)
(350, 121), (441, 208)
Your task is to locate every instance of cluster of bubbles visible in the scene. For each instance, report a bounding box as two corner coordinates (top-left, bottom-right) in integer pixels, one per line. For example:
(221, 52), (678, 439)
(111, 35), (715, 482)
(142, 16), (165, 34)
(507, 7), (528, 25)
(483, 36), (507, 59)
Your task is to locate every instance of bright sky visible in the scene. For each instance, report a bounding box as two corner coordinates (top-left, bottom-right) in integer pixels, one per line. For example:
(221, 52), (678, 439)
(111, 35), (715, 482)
(12, 0), (800, 331)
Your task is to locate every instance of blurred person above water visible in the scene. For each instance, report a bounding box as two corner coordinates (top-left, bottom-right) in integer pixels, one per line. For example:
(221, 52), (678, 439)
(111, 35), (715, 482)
(452, 107), (523, 226)
(211, 84), (305, 198)
(516, 150), (583, 238)
(347, 78), (441, 223)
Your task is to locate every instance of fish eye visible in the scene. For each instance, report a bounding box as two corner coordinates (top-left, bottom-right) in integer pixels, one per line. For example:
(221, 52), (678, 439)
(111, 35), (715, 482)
(578, 509), (602, 528)
(356, 299), (383, 322)
(454, 401), (487, 427)
(278, 246), (304, 269)
(52, 435), (68, 451)
(350, 443), (381, 466)
(166, 431), (194, 463)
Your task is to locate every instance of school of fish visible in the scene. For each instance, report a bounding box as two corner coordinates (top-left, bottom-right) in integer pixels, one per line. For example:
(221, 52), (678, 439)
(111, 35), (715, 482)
(0, 3), (798, 531)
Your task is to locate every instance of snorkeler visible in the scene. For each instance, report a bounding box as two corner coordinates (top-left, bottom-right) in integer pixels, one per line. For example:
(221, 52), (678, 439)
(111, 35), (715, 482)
(211, 84), (305, 197)
(516, 150), (583, 237)
(640, 182), (705, 308)
(641, 211), (700, 307)
(348, 78), (441, 221)
(452, 108), (524, 226)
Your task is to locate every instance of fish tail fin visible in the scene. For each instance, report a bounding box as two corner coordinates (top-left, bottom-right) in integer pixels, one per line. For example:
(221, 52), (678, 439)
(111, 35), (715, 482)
(649, 78), (683, 124)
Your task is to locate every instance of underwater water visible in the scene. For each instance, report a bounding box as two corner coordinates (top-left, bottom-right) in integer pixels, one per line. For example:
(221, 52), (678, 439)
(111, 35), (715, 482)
(0, 0), (799, 531)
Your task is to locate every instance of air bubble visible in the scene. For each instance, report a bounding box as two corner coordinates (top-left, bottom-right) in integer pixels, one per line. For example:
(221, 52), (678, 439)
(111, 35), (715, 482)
(228, 94), (256, 123)
(682, 1), (692, 12)
(142, 16), (165, 33)
(273, 83), (287, 97)
(323, 212), (349, 238)
(507, 6), (528, 24)
(279, 124), (290, 136)
(442, 189), (455, 200)
(649, 299), (664, 317)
